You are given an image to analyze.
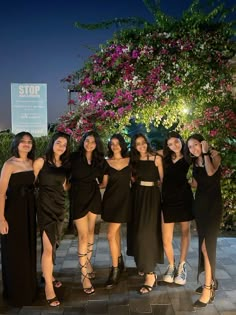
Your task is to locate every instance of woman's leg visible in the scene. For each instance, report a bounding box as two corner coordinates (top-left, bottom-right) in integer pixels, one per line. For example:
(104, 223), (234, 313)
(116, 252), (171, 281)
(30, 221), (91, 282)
(116, 225), (125, 271)
(198, 240), (213, 303)
(162, 216), (176, 283)
(162, 220), (175, 265)
(74, 214), (94, 294)
(86, 212), (97, 275)
(179, 221), (191, 263)
(107, 223), (121, 267)
(116, 226), (122, 258)
(105, 223), (122, 288)
(174, 221), (191, 285)
(42, 231), (60, 306)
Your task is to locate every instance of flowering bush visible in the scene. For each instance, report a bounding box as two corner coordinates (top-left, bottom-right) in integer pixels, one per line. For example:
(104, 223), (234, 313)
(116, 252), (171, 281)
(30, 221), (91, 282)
(59, 1), (235, 141)
(58, 0), (235, 228)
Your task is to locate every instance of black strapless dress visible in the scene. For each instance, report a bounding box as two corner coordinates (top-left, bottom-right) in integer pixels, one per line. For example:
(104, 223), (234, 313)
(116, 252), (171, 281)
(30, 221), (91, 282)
(1, 171), (37, 306)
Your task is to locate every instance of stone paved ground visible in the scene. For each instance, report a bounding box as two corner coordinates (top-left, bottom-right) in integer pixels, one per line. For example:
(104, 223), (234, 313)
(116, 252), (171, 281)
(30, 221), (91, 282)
(0, 219), (236, 315)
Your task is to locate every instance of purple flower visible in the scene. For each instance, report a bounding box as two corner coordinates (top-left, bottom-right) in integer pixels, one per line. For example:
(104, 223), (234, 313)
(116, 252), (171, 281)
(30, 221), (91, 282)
(132, 50), (140, 59)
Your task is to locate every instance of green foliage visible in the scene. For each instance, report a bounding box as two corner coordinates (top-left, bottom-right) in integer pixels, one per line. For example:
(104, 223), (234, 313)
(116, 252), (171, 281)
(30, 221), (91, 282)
(221, 177), (236, 231)
(0, 133), (14, 169)
(75, 17), (148, 30)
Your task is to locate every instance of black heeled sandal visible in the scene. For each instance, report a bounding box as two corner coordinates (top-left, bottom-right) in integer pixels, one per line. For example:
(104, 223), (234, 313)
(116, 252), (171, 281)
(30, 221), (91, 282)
(139, 272), (157, 295)
(87, 243), (96, 279)
(195, 279), (218, 294)
(47, 296), (60, 307)
(78, 253), (95, 295)
(41, 275), (62, 288)
(53, 279), (62, 288)
(193, 284), (215, 308)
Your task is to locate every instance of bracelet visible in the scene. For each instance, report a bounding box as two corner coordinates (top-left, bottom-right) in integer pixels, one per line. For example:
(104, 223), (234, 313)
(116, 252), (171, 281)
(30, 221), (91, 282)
(202, 152), (210, 156)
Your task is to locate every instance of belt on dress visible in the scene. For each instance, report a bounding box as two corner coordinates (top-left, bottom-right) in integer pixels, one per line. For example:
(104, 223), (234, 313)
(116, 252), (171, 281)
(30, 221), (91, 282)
(137, 181), (159, 187)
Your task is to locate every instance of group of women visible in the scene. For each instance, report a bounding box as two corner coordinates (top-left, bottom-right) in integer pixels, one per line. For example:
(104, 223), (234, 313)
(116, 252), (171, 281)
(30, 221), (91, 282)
(0, 129), (222, 309)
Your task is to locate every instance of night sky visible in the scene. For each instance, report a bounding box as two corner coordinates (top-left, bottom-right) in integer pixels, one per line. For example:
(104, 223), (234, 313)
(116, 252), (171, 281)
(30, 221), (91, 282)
(0, 0), (234, 130)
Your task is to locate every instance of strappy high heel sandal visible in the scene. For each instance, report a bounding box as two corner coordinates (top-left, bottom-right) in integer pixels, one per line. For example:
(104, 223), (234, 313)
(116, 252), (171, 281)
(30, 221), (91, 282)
(41, 275), (62, 288)
(139, 272), (157, 295)
(87, 242), (96, 279)
(78, 253), (95, 295)
(195, 279), (218, 294)
(193, 284), (215, 308)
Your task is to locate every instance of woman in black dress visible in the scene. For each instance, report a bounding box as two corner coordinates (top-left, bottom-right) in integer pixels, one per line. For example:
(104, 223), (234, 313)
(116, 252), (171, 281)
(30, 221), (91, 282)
(70, 130), (106, 295)
(159, 132), (194, 285)
(33, 132), (70, 307)
(185, 133), (222, 308)
(0, 132), (37, 306)
(128, 133), (164, 294)
(101, 134), (131, 288)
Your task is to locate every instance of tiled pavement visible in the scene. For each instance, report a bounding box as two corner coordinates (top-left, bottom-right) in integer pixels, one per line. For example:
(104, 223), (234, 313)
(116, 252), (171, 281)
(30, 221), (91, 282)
(0, 218), (236, 315)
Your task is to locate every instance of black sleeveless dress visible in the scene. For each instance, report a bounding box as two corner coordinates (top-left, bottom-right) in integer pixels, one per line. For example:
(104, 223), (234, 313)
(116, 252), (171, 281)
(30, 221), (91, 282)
(162, 158), (194, 223)
(102, 163), (131, 223)
(1, 171), (37, 306)
(193, 165), (222, 282)
(36, 161), (67, 262)
(70, 152), (106, 220)
(127, 159), (164, 273)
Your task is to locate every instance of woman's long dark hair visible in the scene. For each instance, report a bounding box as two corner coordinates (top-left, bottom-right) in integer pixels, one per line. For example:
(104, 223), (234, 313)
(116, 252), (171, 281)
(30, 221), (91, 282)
(77, 130), (105, 167)
(11, 131), (35, 160)
(45, 132), (70, 167)
(163, 131), (185, 167)
(184, 133), (205, 164)
(107, 134), (128, 158)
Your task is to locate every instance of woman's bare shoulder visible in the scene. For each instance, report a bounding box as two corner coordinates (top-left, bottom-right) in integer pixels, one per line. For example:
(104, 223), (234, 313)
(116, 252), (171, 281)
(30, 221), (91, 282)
(156, 149), (163, 157)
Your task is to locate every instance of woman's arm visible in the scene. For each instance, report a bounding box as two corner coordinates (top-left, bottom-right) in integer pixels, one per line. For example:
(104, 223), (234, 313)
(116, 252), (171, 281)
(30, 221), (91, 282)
(63, 179), (71, 191)
(201, 141), (221, 176)
(155, 155), (164, 183)
(0, 162), (13, 234)
(33, 157), (44, 180)
(189, 177), (198, 188)
(99, 174), (109, 189)
(204, 154), (221, 176)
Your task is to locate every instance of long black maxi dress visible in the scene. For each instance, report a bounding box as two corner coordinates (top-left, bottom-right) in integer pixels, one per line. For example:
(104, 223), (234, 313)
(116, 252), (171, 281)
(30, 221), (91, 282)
(193, 164), (222, 283)
(36, 161), (68, 263)
(1, 171), (37, 306)
(127, 158), (164, 273)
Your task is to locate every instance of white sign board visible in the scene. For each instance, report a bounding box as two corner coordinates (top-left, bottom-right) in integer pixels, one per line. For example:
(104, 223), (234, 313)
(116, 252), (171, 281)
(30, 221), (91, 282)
(11, 83), (47, 137)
